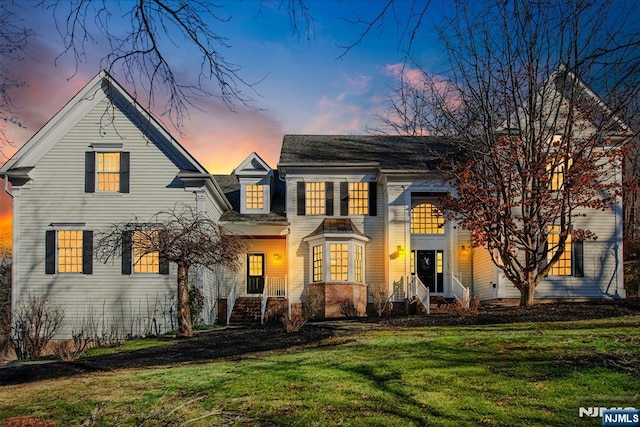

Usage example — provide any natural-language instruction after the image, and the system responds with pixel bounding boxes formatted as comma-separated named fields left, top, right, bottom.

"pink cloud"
left=303, top=94, right=363, bottom=134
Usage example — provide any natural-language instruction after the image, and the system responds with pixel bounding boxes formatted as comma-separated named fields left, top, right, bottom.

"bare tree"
left=0, top=1, right=32, bottom=153
left=40, top=0, right=315, bottom=130
left=95, top=206, right=247, bottom=337
left=376, top=0, right=639, bottom=306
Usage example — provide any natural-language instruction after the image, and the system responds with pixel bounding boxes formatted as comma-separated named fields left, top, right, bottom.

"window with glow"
left=547, top=225, right=572, bottom=276
left=410, top=251, right=415, bottom=275
left=349, top=182, right=369, bottom=215
left=436, top=251, right=443, bottom=274
left=133, top=230, right=159, bottom=273
left=245, top=184, right=264, bottom=209
left=411, top=203, right=445, bottom=234
left=549, top=158, right=573, bottom=191
left=354, top=245, right=363, bottom=282
left=97, top=152, right=121, bottom=192
left=248, top=254, right=263, bottom=276
left=313, top=245, right=323, bottom=282
left=329, top=243, right=348, bottom=281
left=305, top=182, right=326, bottom=215
left=57, top=230, right=83, bottom=273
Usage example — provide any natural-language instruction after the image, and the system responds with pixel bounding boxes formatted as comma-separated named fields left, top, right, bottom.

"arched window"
left=411, top=203, right=445, bottom=234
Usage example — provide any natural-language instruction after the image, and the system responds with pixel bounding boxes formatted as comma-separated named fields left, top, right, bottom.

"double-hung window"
left=245, top=184, right=264, bottom=210
left=85, top=149, right=130, bottom=193
left=348, top=182, right=369, bottom=215
left=306, top=182, right=326, bottom=215
left=133, top=230, right=160, bottom=274
left=45, top=228, right=93, bottom=275
left=546, top=225, right=584, bottom=277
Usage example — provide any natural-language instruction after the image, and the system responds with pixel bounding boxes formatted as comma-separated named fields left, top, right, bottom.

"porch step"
left=229, top=297, right=262, bottom=325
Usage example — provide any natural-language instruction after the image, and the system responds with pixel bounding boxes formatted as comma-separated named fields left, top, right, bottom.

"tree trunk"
left=519, top=283, right=536, bottom=307
left=176, top=262, right=193, bottom=337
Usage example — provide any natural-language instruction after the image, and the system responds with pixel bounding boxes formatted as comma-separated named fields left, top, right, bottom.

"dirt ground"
left=1, top=300, right=639, bottom=387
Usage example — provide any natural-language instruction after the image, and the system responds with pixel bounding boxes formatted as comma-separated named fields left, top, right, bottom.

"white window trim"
left=306, top=236, right=366, bottom=283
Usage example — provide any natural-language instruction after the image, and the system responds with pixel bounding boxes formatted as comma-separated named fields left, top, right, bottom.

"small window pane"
left=248, top=254, right=263, bottom=276
left=57, top=230, right=83, bottom=273
left=306, top=182, right=326, bottom=215
left=97, top=152, right=121, bottom=192
left=246, top=184, right=264, bottom=209
left=329, top=243, right=348, bottom=281
left=354, top=245, right=363, bottom=282
left=411, top=203, right=445, bottom=234
left=348, top=182, right=369, bottom=215
left=133, top=230, right=159, bottom=273
left=547, top=225, right=572, bottom=276
left=313, top=245, right=323, bottom=282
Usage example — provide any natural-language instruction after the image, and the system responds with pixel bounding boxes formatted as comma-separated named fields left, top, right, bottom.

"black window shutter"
left=82, top=230, right=93, bottom=275
left=340, top=182, right=349, bottom=216
left=325, top=182, right=334, bottom=216
left=122, top=231, right=133, bottom=275
left=45, top=230, right=56, bottom=274
left=120, top=152, right=130, bottom=193
left=297, top=181, right=305, bottom=216
left=159, top=232, right=169, bottom=275
left=85, top=152, right=95, bottom=193
left=368, top=182, right=377, bottom=216
left=573, top=240, right=584, bottom=277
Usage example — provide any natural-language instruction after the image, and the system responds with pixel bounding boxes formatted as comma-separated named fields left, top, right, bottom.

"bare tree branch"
left=0, top=1, right=32, bottom=154
left=95, top=205, right=248, bottom=337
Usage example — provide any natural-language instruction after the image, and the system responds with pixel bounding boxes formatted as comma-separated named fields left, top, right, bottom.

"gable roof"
left=278, top=135, right=460, bottom=173
left=234, top=152, right=272, bottom=177
left=0, top=70, right=207, bottom=175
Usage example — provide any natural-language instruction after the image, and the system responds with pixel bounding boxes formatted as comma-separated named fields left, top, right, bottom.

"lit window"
left=306, top=182, right=326, bottom=215
left=248, top=254, right=264, bottom=276
left=246, top=184, right=264, bottom=210
left=313, top=245, right=323, bottom=282
left=437, top=251, right=443, bottom=274
left=97, top=152, right=120, bottom=192
left=329, top=243, right=348, bottom=281
left=349, top=182, right=369, bottom=215
left=133, top=230, right=159, bottom=273
left=57, top=230, right=83, bottom=273
left=354, top=245, right=363, bottom=282
left=411, top=203, right=445, bottom=234
left=410, top=251, right=415, bottom=275
left=547, top=225, right=572, bottom=276
left=549, top=158, right=573, bottom=191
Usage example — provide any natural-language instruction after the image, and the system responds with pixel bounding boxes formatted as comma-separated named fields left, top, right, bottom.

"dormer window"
left=246, top=184, right=265, bottom=210
left=236, top=152, right=274, bottom=215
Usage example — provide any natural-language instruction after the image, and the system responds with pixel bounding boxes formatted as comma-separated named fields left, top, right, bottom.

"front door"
left=416, top=250, right=444, bottom=294
left=247, top=254, right=265, bottom=294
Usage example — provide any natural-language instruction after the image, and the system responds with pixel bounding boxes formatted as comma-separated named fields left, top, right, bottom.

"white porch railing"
left=265, top=275, right=287, bottom=297
left=226, top=279, right=238, bottom=326
left=408, top=275, right=430, bottom=315
left=261, top=276, right=287, bottom=324
left=452, top=275, right=470, bottom=308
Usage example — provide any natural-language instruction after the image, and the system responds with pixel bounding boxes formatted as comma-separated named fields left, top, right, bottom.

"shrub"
left=52, top=330, right=92, bottom=362
left=339, top=299, right=358, bottom=318
left=443, top=295, right=481, bottom=318
left=369, top=287, right=392, bottom=317
left=281, top=312, right=307, bottom=333
left=11, top=294, right=65, bottom=359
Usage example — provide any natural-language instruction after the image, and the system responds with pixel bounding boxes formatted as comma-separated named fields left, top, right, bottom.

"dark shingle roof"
left=305, top=218, right=368, bottom=239
left=212, top=172, right=287, bottom=223
left=279, top=135, right=460, bottom=171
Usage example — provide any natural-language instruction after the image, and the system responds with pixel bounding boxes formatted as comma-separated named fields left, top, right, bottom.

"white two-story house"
left=1, top=70, right=627, bottom=337
left=1, top=71, right=231, bottom=337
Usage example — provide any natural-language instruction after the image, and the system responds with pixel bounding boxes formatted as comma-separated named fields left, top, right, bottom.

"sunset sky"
left=0, top=0, right=451, bottom=245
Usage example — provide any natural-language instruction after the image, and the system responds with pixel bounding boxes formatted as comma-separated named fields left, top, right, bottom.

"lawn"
left=1, top=316, right=639, bottom=426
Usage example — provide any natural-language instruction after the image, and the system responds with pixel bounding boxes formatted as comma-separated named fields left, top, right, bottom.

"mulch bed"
left=1, top=300, right=638, bottom=387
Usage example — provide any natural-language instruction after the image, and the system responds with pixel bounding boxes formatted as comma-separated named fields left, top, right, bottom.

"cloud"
left=178, top=99, right=285, bottom=174
left=342, top=72, right=372, bottom=95
left=302, top=94, right=364, bottom=134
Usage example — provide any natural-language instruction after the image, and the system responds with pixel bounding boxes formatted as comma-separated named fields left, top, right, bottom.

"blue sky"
left=2, top=0, right=447, bottom=173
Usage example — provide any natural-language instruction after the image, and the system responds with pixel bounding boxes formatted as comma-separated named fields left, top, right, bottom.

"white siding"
left=14, top=96, right=222, bottom=337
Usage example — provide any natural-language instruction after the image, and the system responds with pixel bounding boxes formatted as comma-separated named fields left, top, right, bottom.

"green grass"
left=1, top=316, right=639, bottom=426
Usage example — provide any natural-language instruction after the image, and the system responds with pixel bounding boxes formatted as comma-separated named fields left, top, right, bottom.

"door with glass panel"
left=247, top=254, right=265, bottom=294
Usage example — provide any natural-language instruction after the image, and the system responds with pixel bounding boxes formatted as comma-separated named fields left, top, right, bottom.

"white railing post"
left=226, top=279, right=238, bottom=325
left=452, top=275, right=470, bottom=308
